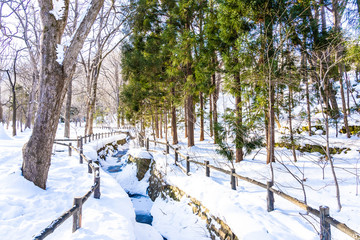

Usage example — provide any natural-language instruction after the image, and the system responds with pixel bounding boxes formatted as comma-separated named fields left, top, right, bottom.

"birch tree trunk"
left=22, top=0, right=105, bottom=189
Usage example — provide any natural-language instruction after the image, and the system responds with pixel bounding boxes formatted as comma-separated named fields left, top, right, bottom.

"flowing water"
left=104, top=149, right=167, bottom=239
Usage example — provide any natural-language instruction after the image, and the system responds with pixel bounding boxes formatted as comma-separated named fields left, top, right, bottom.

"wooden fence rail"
left=145, top=137, right=360, bottom=240
left=34, top=129, right=127, bottom=239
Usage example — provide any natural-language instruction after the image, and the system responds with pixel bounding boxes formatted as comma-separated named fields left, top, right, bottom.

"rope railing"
left=34, top=129, right=128, bottom=239
left=144, top=137, right=360, bottom=240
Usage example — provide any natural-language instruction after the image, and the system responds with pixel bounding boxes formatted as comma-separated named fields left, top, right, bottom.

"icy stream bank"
left=100, top=144, right=211, bottom=240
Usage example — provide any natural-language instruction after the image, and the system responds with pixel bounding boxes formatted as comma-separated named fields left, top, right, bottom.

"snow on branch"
left=49, top=0, right=65, bottom=20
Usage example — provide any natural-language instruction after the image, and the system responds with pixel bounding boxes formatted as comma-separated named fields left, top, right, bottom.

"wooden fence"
left=145, top=137, right=360, bottom=240
left=33, top=129, right=128, bottom=240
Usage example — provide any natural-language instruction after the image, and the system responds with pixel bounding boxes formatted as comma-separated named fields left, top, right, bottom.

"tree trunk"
left=301, top=44, right=312, bottom=136
left=264, top=3, right=275, bottom=165
left=209, top=93, right=213, bottom=137
left=155, top=111, right=159, bottom=138
left=84, top=100, right=90, bottom=135
left=86, top=58, right=101, bottom=135
left=64, top=78, right=72, bottom=138
left=339, top=64, right=350, bottom=138
left=267, top=84, right=275, bottom=164
left=184, top=98, right=188, bottom=138
left=22, top=69, right=66, bottom=189
left=160, top=113, right=163, bottom=139
left=289, top=87, right=297, bottom=162
left=200, top=92, right=204, bottom=141
left=333, top=0, right=349, bottom=137
left=165, top=111, right=168, bottom=142
left=345, top=71, right=350, bottom=115
left=171, top=88, right=178, bottom=144
left=234, top=72, right=243, bottom=163
left=171, top=105, right=178, bottom=145
left=6, top=69, right=17, bottom=136
left=25, top=71, right=39, bottom=129
left=20, top=110, right=23, bottom=132
left=187, top=94, right=195, bottom=147
left=212, top=71, right=218, bottom=143
left=328, top=81, right=339, bottom=117
left=324, top=88, right=342, bottom=211
left=22, top=0, right=105, bottom=189
left=12, top=85, right=16, bottom=137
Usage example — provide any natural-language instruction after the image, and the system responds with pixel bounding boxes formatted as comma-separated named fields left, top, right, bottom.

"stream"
left=100, top=142, right=211, bottom=240
left=103, top=148, right=167, bottom=239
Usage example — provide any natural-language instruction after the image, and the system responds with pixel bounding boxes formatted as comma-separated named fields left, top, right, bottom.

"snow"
left=49, top=0, right=65, bottom=21
left=134, top=223, right=163, bottom=240
left=151, top=196, right=211, bottom=240
left=2, top=84, right=360, bottom=240
left=0, top=123, right=12, bottom=140
left=0, top=125, right=151, bottom=240
left=128, top=148, right=153, bottom=160
left=138, top=89, right=360, bottom=240
left=55, top=44, right=64, bottom=65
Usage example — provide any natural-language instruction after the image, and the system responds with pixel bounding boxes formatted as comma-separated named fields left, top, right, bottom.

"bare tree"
left=64, top=0, right=79, bottom=138
left=100, top=51, right=123, bottom=128
left=80, top=2, right=130, bottom=135
left=1, top=0, right=41, bottom=130
left=310, top=41, right=344, bottom=211
left=22, top=0, right=105, bottom=189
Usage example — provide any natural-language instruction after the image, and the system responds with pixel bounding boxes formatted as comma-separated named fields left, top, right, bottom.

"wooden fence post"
left=205, top=161, right=210, bottom=177
left=231, top=169, right=236, bottom=190
left=320, top=206, right=331, bottom=240
left=88, top=160, right=93, bottom=174
left=186, top=156, right=190, bottom=174
left=72, top=197, right=82, bottom=232
left=84, top=135, right=87, bottom=144
left=79, top=137, right=83, bottom=164
left=146, top=138, right=149, bottom=151
left=175, top=148, right=178, bottom=164
left=68, top=143, right=72, bottom=156
left=166, top=141, right=169, bottom=154
left=92, top=134, right=95, bottom=140
left=89, top=134, right=91, bottom=143
left=94, top=167, right=101, bottom=199
left=267, top=181, right=274, bottom=212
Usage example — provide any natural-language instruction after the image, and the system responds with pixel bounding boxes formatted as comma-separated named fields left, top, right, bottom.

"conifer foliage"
left=120, top=0, right=359, bottom=173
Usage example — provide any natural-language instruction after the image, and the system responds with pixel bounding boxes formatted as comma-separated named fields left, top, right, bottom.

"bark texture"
left=234, top=72, right=243, bottom=163
left=22, top=0, right=105, bottom=189
left=64, top=79, right=72, bottom=138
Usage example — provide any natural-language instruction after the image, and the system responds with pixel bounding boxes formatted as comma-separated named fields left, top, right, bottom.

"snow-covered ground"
left=137, top=87, right=360, bottom=240
left=1, top=97, right=360, bottom=240
left=0, top=124, right=158, bottom=240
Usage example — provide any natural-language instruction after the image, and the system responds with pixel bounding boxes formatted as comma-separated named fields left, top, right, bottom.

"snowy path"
left=0, top=125, right=140, bottom=240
